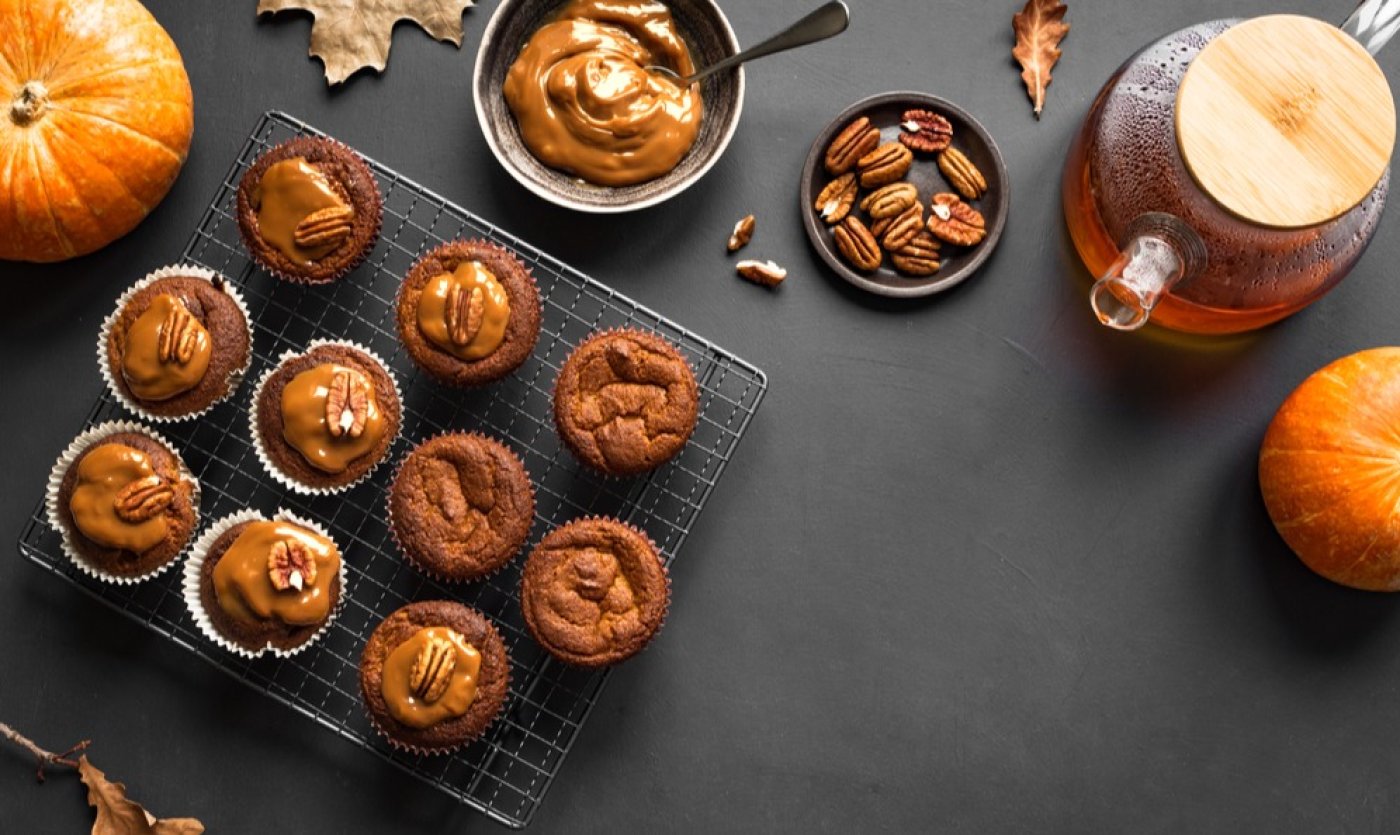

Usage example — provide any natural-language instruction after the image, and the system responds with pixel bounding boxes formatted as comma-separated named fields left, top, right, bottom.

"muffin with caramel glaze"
left=520, top=517, right=670, bottom=667
left=553, top=329, right=698, bottom=475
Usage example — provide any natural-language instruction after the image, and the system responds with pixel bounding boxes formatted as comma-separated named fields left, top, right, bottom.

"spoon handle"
left=688, top=1, right=850, bottom=85
left=1343, top=0, right=1400, bottom=55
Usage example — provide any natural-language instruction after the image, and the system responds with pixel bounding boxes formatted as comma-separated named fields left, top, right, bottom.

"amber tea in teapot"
left=1063, top=5, right=1398, bottom=334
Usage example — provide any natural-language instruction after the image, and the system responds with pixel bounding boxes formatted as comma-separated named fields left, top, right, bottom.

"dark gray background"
left=4, top=0, right=1399, bottom=831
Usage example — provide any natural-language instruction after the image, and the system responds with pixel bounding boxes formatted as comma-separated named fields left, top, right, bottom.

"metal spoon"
left=650, top=1, right=851, bottom=86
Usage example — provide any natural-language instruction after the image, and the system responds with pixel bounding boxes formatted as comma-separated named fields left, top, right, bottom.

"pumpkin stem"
left=9, top=81, right=49, bottom=126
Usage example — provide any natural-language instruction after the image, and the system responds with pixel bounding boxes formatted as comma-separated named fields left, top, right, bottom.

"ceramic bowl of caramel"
left=474, top=0, right=745, bottom=213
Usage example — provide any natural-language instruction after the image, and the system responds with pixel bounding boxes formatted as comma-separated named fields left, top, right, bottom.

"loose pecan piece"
left=890, top=231, right=942, bottom=277
left=294, top=205, right=354, bottom=250
left=899, top=109, right=954, bottom=153
left=938, top=147, right=988, bottom=200
left=445, top=282, right=485, bottom=346
left=113, top=475, right=174, bottom=523
left=814, top=173, right=858, bottom=225
left=410, top=635, right=458, bottom=703
left=856, top=142, right=914, bottom=189
left=860, top=182, right=919, bottom=220
left=833, top=217, right=882, bottom=272
left=268, top=538, right=318, bottom=591
left=727, top=215, right=756, bottom=252
left=735, top=260, right=787, bottom=288
left=927, top=193, right=987, bottom=246
left=824, top=116, right=882, bottom=175
left=325, top=367, right=371, bottom=439
left=157, top=298, right=200, bottom=365
left=880, top=202, right=925, bottom=252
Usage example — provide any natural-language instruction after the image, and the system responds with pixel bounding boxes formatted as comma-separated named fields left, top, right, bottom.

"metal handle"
left=1343, top=0, right=1400, bottom=55
left=684, top=1, right=850, bottom=85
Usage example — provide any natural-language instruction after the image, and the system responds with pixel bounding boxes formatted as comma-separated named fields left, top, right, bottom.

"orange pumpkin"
left=1260, top=348, right=1400, bottom=591
left=0, top=0, right=193, bottom=263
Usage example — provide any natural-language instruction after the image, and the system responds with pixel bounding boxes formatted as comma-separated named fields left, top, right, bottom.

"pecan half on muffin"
left=186, top=511, right=344, bottom=656
left=395, top=240, right=541, bottom=387
left=48, top=424, right=198, bottom=582
left=388, top=433, right=535, bottom=582
left=520, top=518, right=670, bottom=667
left=359, top=601, right=510, bottom=753
left=101, top=266, right=251, bottom=420
left=553, top=329, right=698, bottom=476
left=251, top=342, right=401, bottom=493
left=236, top=136, right=382, bottom=284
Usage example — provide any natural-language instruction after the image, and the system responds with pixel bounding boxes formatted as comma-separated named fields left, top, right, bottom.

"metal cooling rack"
left=17, top=111, right=767, bottom=829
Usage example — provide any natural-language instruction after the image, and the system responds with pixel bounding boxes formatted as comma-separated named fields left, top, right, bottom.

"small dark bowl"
left=800, top=92, right=1010, bottom=298
left=474, top=0, right=745, bottom=213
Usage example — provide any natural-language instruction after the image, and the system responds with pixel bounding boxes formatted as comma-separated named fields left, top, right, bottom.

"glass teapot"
left=1062, top=1, right=1399, bottom=334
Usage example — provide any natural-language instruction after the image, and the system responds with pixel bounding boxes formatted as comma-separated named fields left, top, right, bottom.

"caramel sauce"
left=69, top=444, right=168, bottom=552
left=503, top=0, right=703, bottom=186
left=212, top=520, right=340, bottom=626
left=279, top=363, right=387, bottom=474
left=381, top=627, right=482, bottom=729
left=416, top=262, right=511, bottom=360
left=254, top=157, right=347, bottom=265
left=120, top=294, right=212, bottom=401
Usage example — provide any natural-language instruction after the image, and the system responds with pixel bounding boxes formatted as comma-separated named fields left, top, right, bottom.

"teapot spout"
left=1089, top=214, right=1206, bottom=331
left=1343, top=0, right=1400, bottom=55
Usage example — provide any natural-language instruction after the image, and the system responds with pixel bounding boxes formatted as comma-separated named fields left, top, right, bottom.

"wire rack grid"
left=16, top=111, right=767, bottom=829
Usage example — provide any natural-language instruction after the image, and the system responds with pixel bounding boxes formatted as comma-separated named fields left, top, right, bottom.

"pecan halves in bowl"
left=814, top=174, right=858, bottom=225
left=856, top=142, right=914, bottom=189
left=938, top=147, right=988, bottom=200
left=890, top=231, right=942, bottom=277
left=927, top=193, right=987, bottom=247
left=879, top=203, right=925, bottom=252
left=825, top=116, right=882, bottom=175
left=899, top=109, right=954, bottom=154
left=833, top=217, right=883, bottom=272
left=860, top=183, right=919, bottom=220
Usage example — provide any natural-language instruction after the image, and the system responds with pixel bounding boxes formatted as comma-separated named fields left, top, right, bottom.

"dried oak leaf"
left=257, top=0, right=475, bottom=85
left=1011, top=0, right=1069, bottom=119
left=79, top=757, right=204, bottom=835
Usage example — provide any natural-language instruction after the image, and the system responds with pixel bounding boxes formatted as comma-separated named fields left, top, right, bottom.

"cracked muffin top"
left=388, top=433, right=535, bottom=582
left=552, top=329, right=698, bottom=476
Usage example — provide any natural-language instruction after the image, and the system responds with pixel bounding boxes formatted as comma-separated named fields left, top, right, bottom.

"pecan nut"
left=860, top=183, right=919, bottom=220
left=727, top=214, right=755, bottom=252
left=735, top=259, right=787, bottom=288
left=293, top=205, right=354, bottom=250
left=833, top=217, right=882, bottom=272
left=113, top=475, right=174, bottom=523
left=824, top=116, right=882, bottom=175
left=268, top=538, right=318, bottom=591
left=814, top=173, right=858, bottom=225
left=899, top=109, right=954, bottom=154
left=890, top=231, right=942, bottom=277
left=325, top=367, right=372, bottom=439
left=410, top=635, right=458, bottom=703
left=445, top=282, right=485, bottom=347
left=880, top=203, right=925, bottom=252
left=156, top=298, right=200, bottom=365
left=927, top=193, right=987, bottom=246
left=856, top=142, right=914, bottom=189
left=938, top=147, right=988, bottom=200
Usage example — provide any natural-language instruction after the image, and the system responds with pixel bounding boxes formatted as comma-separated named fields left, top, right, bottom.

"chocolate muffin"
left=251, top=342, right=401, bottom=493
left=49, top=425, right=198, bottom=581
left=388, top=433, right=535, bottom=582
left=520, top=518, right=670, bottom=667
left=395, top=240, right=541, bottom=387
left=189, top=513, right=343, bottom=655
left=102, top=266, right=251, bottom=420
left=236, top=136, right=382, bottom=284
left=553, top=329, right=699, bottom=475
left=359, top=601, right=510, bottom=752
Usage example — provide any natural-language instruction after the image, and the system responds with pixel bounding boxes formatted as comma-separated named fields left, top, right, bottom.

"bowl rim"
left=473, top=0, right=747, bottom=214
left=799, top=91, right=1011, bottom=299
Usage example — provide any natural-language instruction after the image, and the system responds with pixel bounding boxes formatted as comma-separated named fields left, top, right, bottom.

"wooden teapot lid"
left=1177, top=14, right=1396, bottom=229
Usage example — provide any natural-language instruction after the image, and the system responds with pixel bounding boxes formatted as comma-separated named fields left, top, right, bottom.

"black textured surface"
left=4, top=0, right=1400, bottom=831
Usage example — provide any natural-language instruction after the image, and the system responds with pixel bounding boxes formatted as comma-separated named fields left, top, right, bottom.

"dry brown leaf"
left=78, top=757, right=204, bottom=835
left=1012, top=0, right=1070, bottom=119
left=257, top=0, right=475, bottom=85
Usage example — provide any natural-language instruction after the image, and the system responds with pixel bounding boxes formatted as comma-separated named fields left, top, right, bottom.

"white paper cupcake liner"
left=97, top=264, right=253, bottom=423
left=247, top=339, right=403, bottom=496
left=45, top=420, right=201, bottom=586
left=385, top=431, right=536, bottom=585
left=182, top=507, right=348, bottom=659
